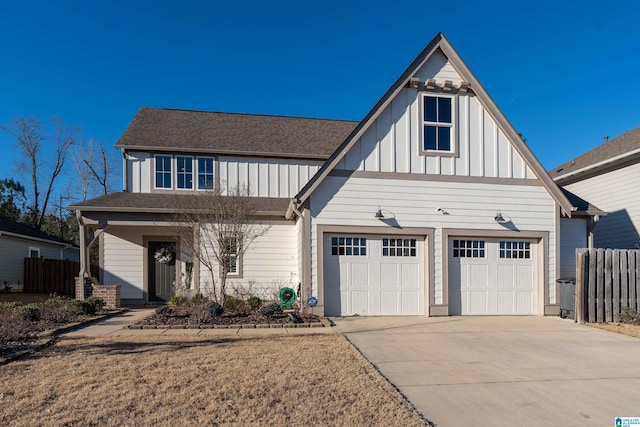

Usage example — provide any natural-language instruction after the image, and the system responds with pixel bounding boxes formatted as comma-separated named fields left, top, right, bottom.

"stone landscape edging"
left=127, top=317, right=332, bottom=329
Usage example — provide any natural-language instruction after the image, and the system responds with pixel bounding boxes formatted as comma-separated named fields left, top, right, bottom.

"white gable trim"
left=294, top=33, right=574, bottom=217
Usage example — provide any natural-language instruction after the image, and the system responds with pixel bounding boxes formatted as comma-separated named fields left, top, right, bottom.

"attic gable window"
left=421, top=94, right=455, bottom=155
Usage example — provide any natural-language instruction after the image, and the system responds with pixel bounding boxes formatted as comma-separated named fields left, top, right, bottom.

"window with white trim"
left=28, top=247, right=40, bottom=258
left=499, top=241, right=531, bottom=259
left=224, top=237, right=239, bottom=275
left=453, top=239, right=485, bottom=258
left=176, top=156, right=193, bottom=189
left=155, top=155, right=172, bottom=189
left=422, top=94, right=454, bottom=153
left=197, top=157, right=215, bottom=190
left=382, top=238, right=417, bottom=257
left=331, top=237, right=367, bottom=256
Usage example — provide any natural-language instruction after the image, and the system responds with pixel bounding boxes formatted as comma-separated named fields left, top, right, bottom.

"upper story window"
left=422, top=94, right=454, bottom=154
left=197, top=157, right=215, bottom=190
left=155, top=155, right=172, bottom=189
left=176, top=156, right=193, bottom=190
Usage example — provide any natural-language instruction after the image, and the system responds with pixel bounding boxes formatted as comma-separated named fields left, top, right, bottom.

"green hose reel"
left=278, top=287, right=296, bottom=308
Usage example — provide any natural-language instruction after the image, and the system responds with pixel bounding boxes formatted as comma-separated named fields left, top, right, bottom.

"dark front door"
left=148, top=241, right=176, bottom=301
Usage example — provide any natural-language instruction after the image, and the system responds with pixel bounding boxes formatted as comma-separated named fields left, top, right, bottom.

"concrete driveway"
left=333, top=316, right=640, bottom=426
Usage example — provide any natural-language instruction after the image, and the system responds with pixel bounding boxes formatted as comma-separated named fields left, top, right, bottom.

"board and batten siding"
left=335, top=51, right=535, bottom=180
left=218, top=157, right=322, bottom=197
left=563, top=163, right=640, bottom=249
left=559, top=217, right=587, bottom=279
left=309, top=176, right=558, bottom=310
left=124, top=151, right=322, bottom=197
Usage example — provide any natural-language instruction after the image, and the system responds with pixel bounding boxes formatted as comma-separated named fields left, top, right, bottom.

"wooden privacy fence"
left=23, top=258, right=98, bottom=298
left=575, top=248, right=640, bottom=323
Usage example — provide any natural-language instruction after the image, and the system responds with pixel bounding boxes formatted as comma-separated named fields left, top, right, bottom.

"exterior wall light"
left=494, top=211, right=509, bottom=223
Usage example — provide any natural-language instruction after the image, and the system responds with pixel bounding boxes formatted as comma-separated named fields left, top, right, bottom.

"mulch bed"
left=131, top=304, right=324, bottom=329
left=0, top=309, right=124, bottom=364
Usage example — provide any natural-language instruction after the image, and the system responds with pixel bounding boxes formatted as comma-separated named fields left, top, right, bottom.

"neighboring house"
left=69, top=33, right=594, bottom=316
left=0, top=216, right=80, bottom=289
left=552, top=127, right=640, bottom=250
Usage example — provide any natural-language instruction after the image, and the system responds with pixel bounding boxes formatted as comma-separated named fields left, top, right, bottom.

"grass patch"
left=0, top=334, right=427, bottom=426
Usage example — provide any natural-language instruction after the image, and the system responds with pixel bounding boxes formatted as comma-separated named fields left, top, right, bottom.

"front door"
left=148, top=241, right=176, bottom=301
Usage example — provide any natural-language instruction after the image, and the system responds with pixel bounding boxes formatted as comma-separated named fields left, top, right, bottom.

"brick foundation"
left=74, top=277, right=122, bottom=308
left=92, top=285, right=121, bottom=309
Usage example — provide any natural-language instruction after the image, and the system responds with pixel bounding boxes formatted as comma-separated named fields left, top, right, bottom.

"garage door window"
left=382, top=238, right=417, bottom=257
left=499, top=241, right=531, bottom=259
left=453, top=239, right=485, bottom=258
left=331, top=237, right=367, bottom=256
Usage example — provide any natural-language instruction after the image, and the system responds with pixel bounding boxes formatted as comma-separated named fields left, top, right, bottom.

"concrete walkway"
left=333, top=316, right=640, bottom=426
left=62, top=309, right=334, bottom=337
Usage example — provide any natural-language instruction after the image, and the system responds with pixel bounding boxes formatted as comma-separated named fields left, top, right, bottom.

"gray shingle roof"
left=0, top=216, right=79, bottom=247
left=115, top=107, right=358, bottom=159
left=550, top=126, right=640, bottom=181
left=560, top=189, right=606, bottom=216
left=68, top=192, right=291, bottom=216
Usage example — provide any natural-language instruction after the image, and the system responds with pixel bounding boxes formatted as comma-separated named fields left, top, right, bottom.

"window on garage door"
left=499, top=241, right=531, bottom=259
left=331, top=237, right=367, bottom=256
left=382, top=238, right=417, bottom=257
left=452, top=239, right=485, bottom=258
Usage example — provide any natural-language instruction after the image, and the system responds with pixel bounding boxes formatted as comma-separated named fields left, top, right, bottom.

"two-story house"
left=69, top=33, right=593, bottom=316
left=552, top=126, right=640, bottom=250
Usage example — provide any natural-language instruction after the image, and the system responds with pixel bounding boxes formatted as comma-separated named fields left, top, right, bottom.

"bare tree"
left=1, top=116, right=76, bottom=229
left=72, top=139, right=114, bottom=201
left=171, top=185, right=270, bottom=304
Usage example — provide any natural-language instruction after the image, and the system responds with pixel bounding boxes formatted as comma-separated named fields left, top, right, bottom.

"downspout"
left=587, top=214, right=600, bottom=250
left=287, top=199, right=309, bottom=308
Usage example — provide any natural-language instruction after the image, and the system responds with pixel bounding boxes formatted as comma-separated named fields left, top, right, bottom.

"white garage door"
left=448, top=238, right=537, bottom=315
left=324, top=235, right=424, bottom=316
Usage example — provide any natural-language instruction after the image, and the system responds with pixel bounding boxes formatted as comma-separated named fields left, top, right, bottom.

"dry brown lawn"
left=586, top=321, right=640, bottom=338
left=0, top=334, right=427, bottom=426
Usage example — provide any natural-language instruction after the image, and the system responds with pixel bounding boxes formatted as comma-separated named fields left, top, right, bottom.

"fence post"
left=596, top=248, right=605, bottom=322
left=605, top=249, right=613, bottom=322
left=613, top=250, right=620, bottom=321
left=575, top=249, right=585, bottom=324
left=629, top=250, right=640, bottom=312
left=588, top=248, right=596, bottom=322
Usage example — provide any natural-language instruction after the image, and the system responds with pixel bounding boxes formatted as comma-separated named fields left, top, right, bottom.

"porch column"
left=76, top=210, right=89, bottom=299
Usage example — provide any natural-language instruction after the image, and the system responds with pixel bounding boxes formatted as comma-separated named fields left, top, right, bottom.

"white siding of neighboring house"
left=310, top=175, right=558, bottom=312
left=563, top=162, right=640, bottom=249
left=124, top=150, right=322, bottom=197
left=559, top=217, right=587, bottom=279
left=0, top=236, right=72, bottom=287
left=334, top=54, right=536, bottom=180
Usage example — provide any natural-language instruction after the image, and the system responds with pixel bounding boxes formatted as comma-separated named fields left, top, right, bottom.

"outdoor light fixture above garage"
left=494, top=211, right=510, bottom=223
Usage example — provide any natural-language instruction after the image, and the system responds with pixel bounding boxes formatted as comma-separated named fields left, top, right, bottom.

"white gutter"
left=554, top=147, right=640, bottom=182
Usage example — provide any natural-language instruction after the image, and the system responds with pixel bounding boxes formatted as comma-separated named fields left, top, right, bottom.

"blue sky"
left=1, top=0, right=639, bottom=201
